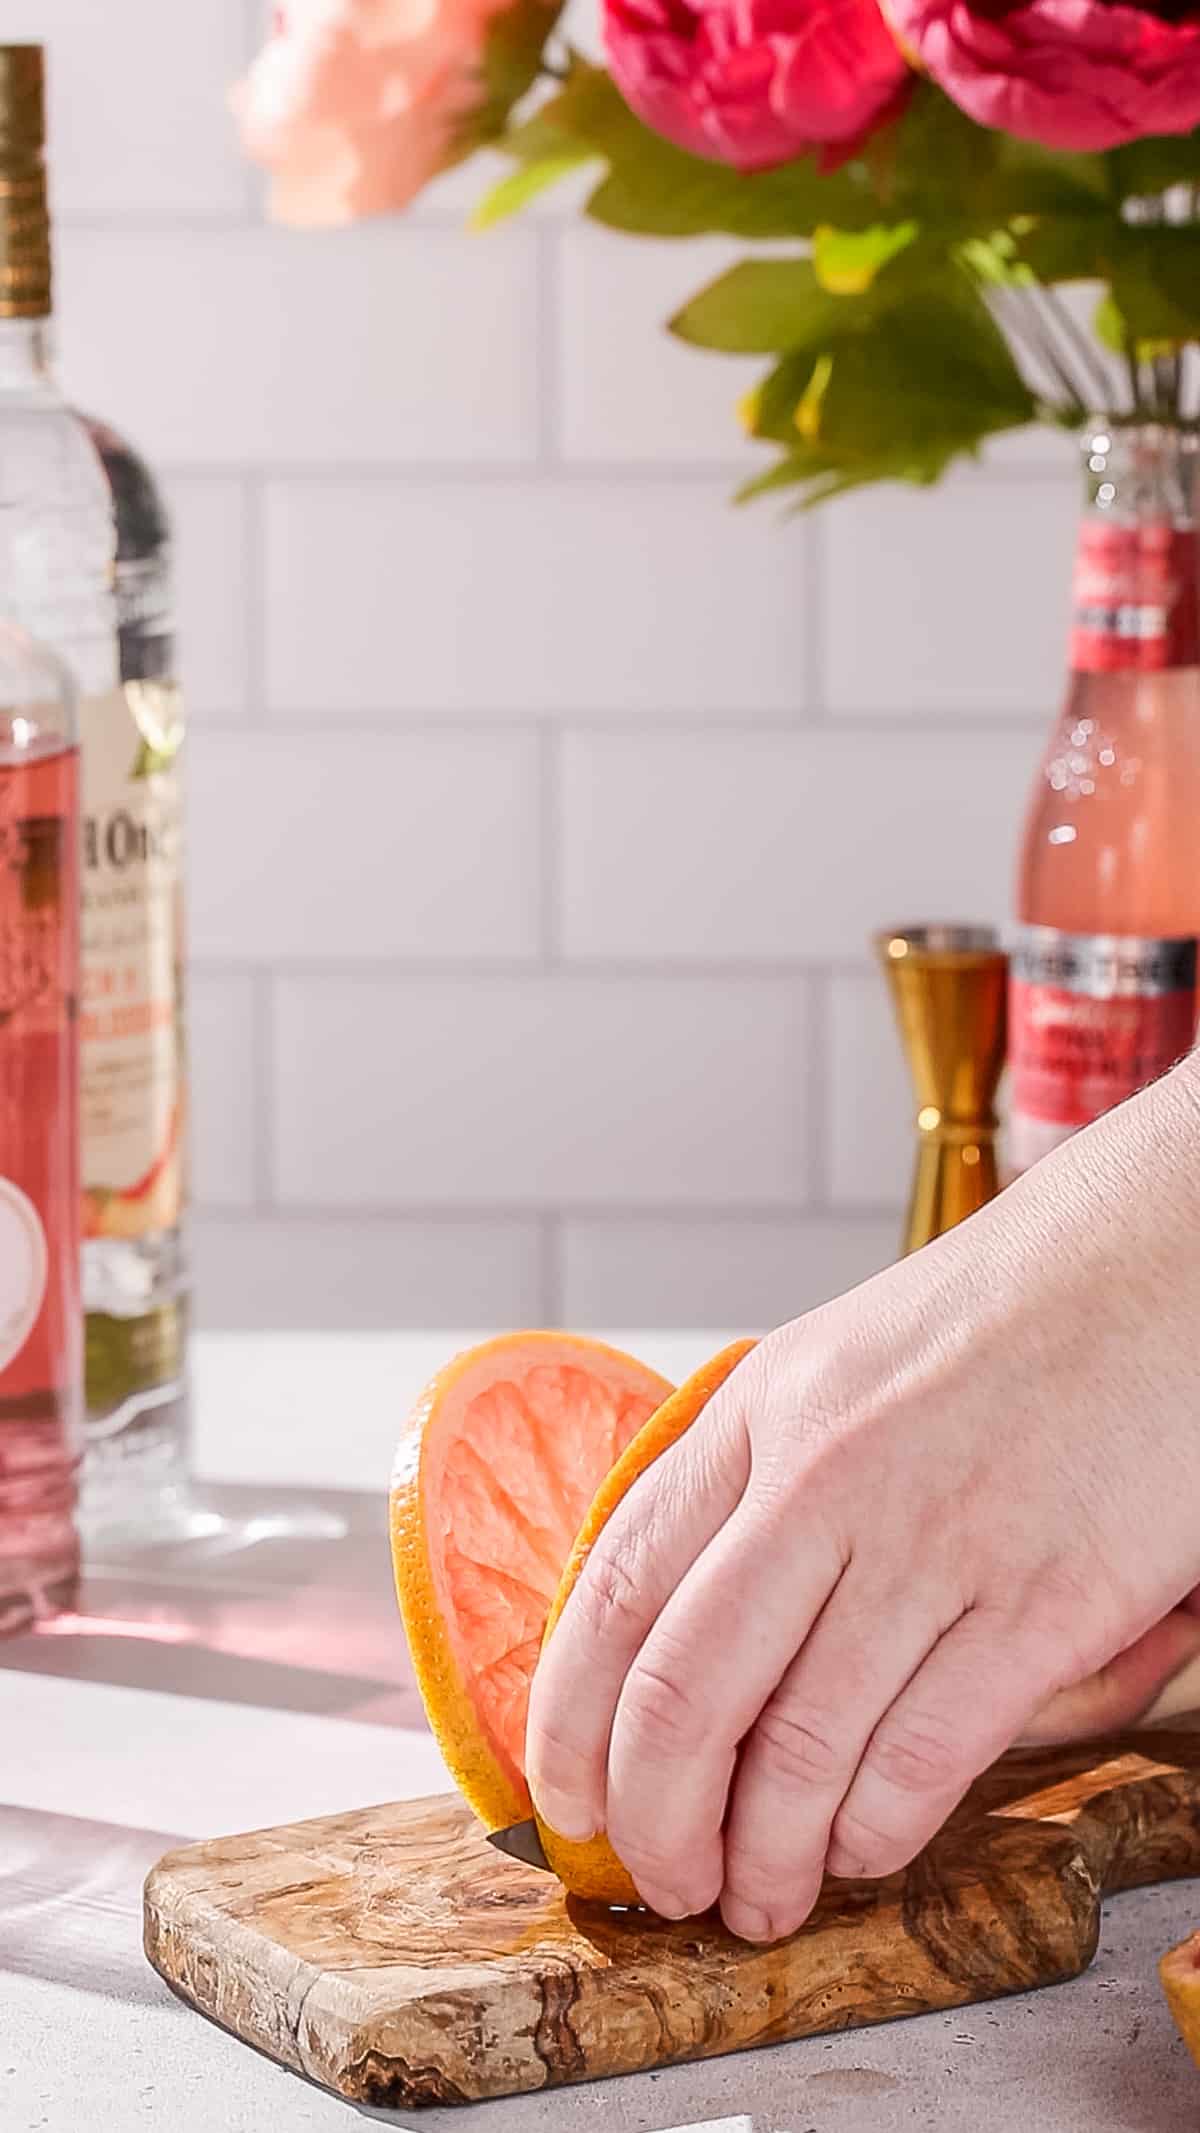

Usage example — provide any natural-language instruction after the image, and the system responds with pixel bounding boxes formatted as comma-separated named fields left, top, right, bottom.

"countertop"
left=5, top=1331, right=1200, bottom=2133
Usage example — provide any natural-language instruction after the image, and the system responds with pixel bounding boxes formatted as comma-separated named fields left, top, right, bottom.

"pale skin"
left=527, top=1047, right=1200, bottom=1943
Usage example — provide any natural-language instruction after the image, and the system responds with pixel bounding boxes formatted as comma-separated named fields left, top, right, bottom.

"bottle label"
left=1009, top=929, right=1197, bottom=1160
left=79, top=682, right=186, bottom=1243
left=0, top=1178, right=47, bottom=1373
left=1070, top=520, right=1200, bottom=673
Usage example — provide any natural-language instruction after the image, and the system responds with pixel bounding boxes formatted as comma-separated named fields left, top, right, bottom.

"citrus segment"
left=390, top=1332, right=673, bottom=1834
left=536, top=1336, right=758, bottom=1907
left=1161, top=1931, right=1200, bottom=2067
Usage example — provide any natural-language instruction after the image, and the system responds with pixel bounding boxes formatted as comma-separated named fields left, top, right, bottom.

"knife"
left=487, top=1819, right=553, bottom=1872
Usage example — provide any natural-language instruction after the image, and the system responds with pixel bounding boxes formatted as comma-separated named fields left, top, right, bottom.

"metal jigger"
left=875, top=925, right=1008, bottom=1256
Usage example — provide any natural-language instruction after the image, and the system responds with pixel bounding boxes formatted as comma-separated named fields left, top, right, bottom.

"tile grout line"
left=534, top=224, right=563, bottom=469
left=191, top=1199, right=907, bottom=1226
left=250, top=970, right=276, bottom=1214
left=805, top=968, right=832, bottom=1212
left=804, top=509, right=827, bottom=720
left=538, top=724, right=562, bottom=969
left=186, top=708, right=1049, bottom=738
left=241, top=471, right=268, bottom=725
left=539, top=1215, right=564, bottom=1325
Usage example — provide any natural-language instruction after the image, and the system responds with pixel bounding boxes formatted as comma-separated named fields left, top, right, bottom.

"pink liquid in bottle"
left=0, top=631, right=81, bottom=1632
left=1012, top=425, right=1200, bottom=1173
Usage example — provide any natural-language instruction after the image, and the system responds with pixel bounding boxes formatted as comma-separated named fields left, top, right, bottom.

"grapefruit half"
left=391, top=1330, right=755, bottom=1908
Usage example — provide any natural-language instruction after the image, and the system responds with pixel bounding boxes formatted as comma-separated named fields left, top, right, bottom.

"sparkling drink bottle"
left=0, top=625, right=80, bottom=1633
left=1011, top=423, right=1200, bottom=1172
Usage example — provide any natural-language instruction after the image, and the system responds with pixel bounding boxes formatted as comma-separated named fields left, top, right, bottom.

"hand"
left=526, top=1053, right=1200, bottom=1942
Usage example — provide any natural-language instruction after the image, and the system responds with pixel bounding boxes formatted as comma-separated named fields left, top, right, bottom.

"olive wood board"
left=143, top=1725, right=1200, bottom=2111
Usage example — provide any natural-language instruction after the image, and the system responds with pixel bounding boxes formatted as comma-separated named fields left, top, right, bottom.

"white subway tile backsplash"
left=55, top=226, right=540, bottom=469
left=162, top=476, right=251, bottom=719
left=189, top=972, right=257, bottom=1210
left=559, top=231, right=759, bottom=465
left=262, top=478, right=813, bottom=716
left=40, top=4, right=1075, bottom=1331
left=22, top=0, right=251, bottom=223
left=828, top=974, right=912, bottom=1209
left=561, top=1214, right=899, bottom=1327
left=192, top=1215, right=543, bottom=1329
left=561, top=728, right=1034, bottom=963
left=189, top=731, right=541, bottom=964
left=271, top=976, right=809, bottom=1208
left=825, top=471, right=1077, bottom=718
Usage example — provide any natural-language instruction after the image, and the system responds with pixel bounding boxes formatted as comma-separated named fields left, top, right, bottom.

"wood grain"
left=143, top=1725, right=1200, bottom=2109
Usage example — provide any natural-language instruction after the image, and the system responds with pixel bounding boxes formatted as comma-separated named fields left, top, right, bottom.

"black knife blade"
left=486, top=1819, right=553, bottom=1872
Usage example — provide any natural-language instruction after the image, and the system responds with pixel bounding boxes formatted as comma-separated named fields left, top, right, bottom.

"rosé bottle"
left=0, top=624, right=80, bottom=1633
left=1011, top=423, right=1200, bottom=1173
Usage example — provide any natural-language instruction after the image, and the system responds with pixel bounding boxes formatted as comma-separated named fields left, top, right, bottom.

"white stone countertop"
left=5, top=1332, right=1200, bottom=2133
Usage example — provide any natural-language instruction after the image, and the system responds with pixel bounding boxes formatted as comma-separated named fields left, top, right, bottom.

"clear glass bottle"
left=0, top=624, right=81, bottom=1632
left=1011, top=421, right=1200, bottom=1172
left=0, top=45, right=192, bottom=1537
left=78, top=414, right=191, bottom=1534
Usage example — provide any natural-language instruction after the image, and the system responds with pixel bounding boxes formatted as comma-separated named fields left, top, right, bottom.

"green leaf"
left=881, top=86, right=1107, bottom=226
left=812, top=221, right=918, bottom=294
left=742, top=350, right=823, bottom=442
left=1108, top=225, right=1200, bottom=344
left=1009, top=215, right=1120, bottom=284
left=671, top=260, right=845, bottom=354
left=497, top=62, right=884, bottom=238
left=470, top=152, right=588, bottom=229
left=1107, top=131, right=1200, bottom=201
left=455, top=0, right=564, bottom=154
left=810, top=291, right=1034, bottom=461
left=1093, top=290, right=1126, bottom=356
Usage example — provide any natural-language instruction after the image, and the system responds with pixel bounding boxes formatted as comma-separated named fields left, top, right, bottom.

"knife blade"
left=486, top=1819, right=553, bottom=1872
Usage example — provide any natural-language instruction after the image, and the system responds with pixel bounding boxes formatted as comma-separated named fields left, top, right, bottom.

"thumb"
left=1018, top=1610, right=1200, bottom=1745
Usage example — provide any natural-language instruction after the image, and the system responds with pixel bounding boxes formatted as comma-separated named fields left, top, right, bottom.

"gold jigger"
left=875, top=924, right=1008, bottom=1256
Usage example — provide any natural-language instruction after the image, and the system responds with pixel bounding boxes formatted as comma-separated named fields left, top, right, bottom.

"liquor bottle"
left=78, top=416, right=190, bottom=1533
left=0, top=44, right=190, bottom=1535
left=1011, top=422, right=1200, bottom=1173
left=0, top=624, right=81, bottom=1633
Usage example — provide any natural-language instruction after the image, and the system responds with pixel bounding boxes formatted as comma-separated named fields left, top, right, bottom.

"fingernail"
left=531, top=1785, right=598, bottom=1842
left=826, top=1843, right=864, bottom=1879
left=723, top=1901, right=774, bottom=1943
left=642, top=1888, right=691, bottom=1922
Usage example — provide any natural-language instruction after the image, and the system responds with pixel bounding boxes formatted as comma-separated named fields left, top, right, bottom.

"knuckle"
left=579, top=1539, right=647, bottom=1642
left=621, top=1658, right=707, bottom=1755
left=751, top=1703, right=848, bottom=1791
left=830, top=1805, right=912, bottom=1879
left=723, top=1835, right=801, bottom=1908
left=867, top=1708, right=964, bottom=1798
left=525, top=1709, right=591, bottom=1784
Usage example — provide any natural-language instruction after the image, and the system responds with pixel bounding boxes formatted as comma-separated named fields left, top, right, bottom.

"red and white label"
left=1071, top=519, right=1200, bottom=674
left=1009, top=929, right=1197, bottom=1170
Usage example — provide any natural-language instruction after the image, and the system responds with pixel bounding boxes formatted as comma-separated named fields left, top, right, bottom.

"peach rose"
left=234, top=0, right=515, bottom=224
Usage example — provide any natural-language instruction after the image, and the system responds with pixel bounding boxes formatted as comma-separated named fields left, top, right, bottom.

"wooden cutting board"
left=143, top=1725, right=1200, bottom=2111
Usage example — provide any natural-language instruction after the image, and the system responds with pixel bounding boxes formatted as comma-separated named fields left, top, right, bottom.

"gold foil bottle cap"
left=0, top=45, right=49, bottom=319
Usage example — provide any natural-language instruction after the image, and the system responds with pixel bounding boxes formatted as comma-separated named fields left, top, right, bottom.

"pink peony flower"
left=602, top=0, right=912, bottom=173
left=885, top=0, right=1200, bottom=152
left=234, top=0, right=519, bottom=224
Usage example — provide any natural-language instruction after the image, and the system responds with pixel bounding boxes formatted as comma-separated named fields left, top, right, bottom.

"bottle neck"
left=1071, top=423, right=1200, bottom=676
left=0, top=316, right=52, bottom=391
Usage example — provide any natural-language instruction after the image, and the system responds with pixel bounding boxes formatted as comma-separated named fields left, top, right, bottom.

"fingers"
left=603, top=1489, right=848, bottom=1919
left=718, top=1570, right=950, bottom=1943
left=1019, top=1609, right=1200, bottom=1744
left=525, top=1401, right=749, bottom=1846
left=825, top=1610, right=1055, bottom=1882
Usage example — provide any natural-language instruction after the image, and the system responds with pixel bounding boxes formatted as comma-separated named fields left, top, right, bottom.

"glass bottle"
left=0, top=624, right=81, bottom=1632
left=77, top=414, right=191, bottom=1536
left=1011, top=422, right=1200, bottom=1173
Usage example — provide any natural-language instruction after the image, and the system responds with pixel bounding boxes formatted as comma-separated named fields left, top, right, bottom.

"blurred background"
left=16, top=0, right=1080, bottom=1333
